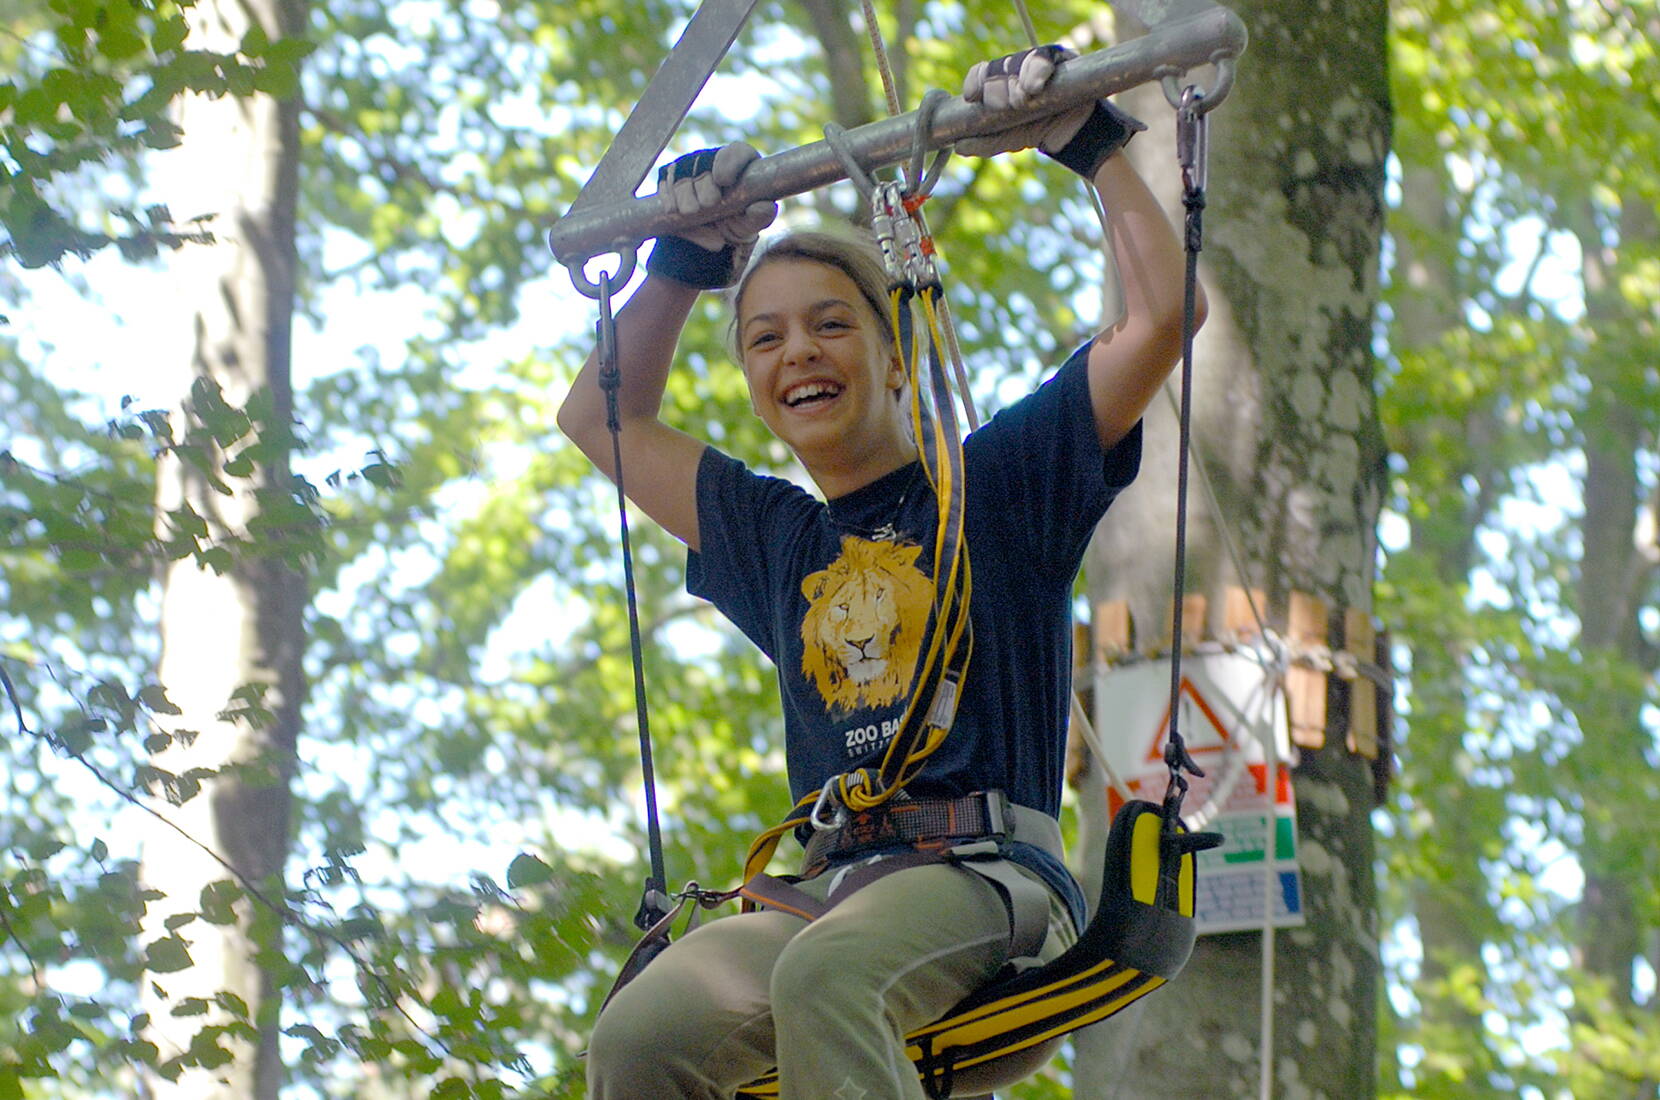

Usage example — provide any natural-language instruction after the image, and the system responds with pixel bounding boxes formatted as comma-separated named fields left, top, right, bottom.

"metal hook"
left=908, top=89, right=952, bottom=197
left=809, top=779, right=847, bottom=832
left=565, top=247, right=639, bottom=300
left=1157, top=53, right=1237, bottom=116
left=1175, top=84, right=1210, bottom=196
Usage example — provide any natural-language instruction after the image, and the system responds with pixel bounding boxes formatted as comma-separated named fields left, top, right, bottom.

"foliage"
left=0, top=0, right=314, bottom=268
left=1379, top=0, right=1659, bottom=1095
left=2, top=0, right=1655, bottom=1096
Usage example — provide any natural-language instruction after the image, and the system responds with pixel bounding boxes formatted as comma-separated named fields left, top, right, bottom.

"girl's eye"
left=749, top=332, right=779, bottom=349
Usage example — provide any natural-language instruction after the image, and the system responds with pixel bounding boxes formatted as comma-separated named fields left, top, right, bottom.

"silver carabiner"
left=1175, top=84, right=1210, bottom=196
left=809, top=779, right=847, bottom=832
left=870, top=181, right=907, bottom=284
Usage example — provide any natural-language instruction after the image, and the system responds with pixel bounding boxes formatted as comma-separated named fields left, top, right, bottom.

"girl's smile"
left=737, top=259, right=914, bottom=496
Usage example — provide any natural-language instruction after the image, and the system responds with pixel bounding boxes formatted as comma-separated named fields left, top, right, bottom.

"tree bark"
left=1071, top=0, right=1390, bottom=1095
left=139, top=0, right=307, bottom=1094
left=1567, top=194, right=1657, bottom=1099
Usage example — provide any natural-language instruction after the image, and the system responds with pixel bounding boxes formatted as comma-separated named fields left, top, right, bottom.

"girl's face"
left=736, top=259, right=910, bottom=484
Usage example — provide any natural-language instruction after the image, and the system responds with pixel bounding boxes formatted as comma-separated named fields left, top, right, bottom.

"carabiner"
left=1175, top=84, right=1210, bottom=197
left=809, top=779, right=847, bottom=832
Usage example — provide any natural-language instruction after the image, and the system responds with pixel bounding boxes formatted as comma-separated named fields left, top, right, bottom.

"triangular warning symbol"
left=1145, top=676, right=1236, bottom=763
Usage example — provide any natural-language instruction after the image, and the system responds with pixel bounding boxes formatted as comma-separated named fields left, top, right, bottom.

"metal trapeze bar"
left=547, top=4, right=1246, bottom=276
left=566, top=0, right=761, bottom=217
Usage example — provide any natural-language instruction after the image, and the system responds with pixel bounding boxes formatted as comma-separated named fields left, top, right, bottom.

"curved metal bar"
left=547, top=5, right=1247, bottom=270
left=1160, top=54, right=1237, bottom=114
left=565, top=248, right=639, bottom=301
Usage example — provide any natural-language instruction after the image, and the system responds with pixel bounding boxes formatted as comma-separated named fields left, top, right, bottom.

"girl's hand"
left=958, top=46, right=1145, bottom=177
left=646, top=142, right=778, bottom=289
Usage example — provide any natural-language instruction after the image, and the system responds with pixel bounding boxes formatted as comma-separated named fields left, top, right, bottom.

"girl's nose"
left=780, top=323, right=819, bottom=364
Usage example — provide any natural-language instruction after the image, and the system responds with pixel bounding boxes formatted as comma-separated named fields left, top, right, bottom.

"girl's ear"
left=887, top=356, right=906, bottom=390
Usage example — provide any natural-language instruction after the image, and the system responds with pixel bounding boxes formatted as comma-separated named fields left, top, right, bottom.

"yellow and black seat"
left=737, top=798, right=1220, bottom=1099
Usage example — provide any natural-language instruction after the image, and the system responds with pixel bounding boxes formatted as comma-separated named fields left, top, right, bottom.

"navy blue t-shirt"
left=687, top=341, right=1141, bottom=919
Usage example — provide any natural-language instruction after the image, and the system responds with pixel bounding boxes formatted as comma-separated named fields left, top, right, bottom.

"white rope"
left=1258, top=681, right=1280, bottom=1100
left=1070, top=691, right=1135, bottom=805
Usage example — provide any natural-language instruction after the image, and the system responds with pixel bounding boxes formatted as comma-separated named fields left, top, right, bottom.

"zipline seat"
left=735, top=799, right=1221, bottom=1099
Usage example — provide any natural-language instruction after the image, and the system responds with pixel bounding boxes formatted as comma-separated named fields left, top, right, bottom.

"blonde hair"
left=728, top=230, right=896, bottom=360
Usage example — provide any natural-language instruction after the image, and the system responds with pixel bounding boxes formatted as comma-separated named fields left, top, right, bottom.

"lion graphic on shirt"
left=800, top=536, right=934, bottom=713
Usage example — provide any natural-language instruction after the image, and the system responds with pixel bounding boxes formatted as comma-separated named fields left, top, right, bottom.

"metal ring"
left=1159, top=56, right=1236, bottom=116
left=563, top=247, right=638, bottom=300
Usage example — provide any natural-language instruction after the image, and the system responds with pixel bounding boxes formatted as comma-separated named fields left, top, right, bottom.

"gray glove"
left=646, top=142, right=778, bottom=289
left=958, top=46, right=1145, bottom=177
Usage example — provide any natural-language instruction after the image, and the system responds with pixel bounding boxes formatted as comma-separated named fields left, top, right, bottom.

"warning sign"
left=1092, top=651, right=1305, bottom=935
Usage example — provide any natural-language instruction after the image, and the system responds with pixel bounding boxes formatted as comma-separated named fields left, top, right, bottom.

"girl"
left=559, top=47, right=1205, bottom=1100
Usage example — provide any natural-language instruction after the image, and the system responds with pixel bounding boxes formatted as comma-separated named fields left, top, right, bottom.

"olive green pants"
left=585, top=856, right=1074, bottom=1100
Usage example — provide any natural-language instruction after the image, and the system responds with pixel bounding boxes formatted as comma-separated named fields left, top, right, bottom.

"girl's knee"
left=769, top=919, right=879, bottom=1014
left=585, top=1002, right=661, bottom=1098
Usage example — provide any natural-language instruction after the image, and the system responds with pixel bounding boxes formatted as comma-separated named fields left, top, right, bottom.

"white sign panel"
left=1092, top=651, right=1305, bottom=935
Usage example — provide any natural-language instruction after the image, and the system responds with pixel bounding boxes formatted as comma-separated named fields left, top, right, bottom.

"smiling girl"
left=558, top=46, right=1205, bottom=1100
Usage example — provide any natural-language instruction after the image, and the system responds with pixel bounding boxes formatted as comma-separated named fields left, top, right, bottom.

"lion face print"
left=799, top=536, right=934, bottom=714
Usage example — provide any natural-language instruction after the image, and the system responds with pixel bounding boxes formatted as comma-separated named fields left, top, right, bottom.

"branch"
left=0, top=657, right=507, bottom=1082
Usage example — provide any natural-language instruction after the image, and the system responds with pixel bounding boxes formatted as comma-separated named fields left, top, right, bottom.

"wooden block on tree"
left=1223, top=586, right=1267, bottom=641
left=1164, top=593, right=1207, bottom=651
left=1344, top=607, right=1379, bottom=759
left=1287, top=591, right=1328, bottom=749
left=1094, top=600, right=1132, bottom=662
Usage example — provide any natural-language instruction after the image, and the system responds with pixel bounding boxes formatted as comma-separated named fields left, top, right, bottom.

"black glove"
left=959, top=45, right=1146, bottom=177
left=1043, top=97, right=1147, bottom=178
left=644, top=143, right=777, bottom=289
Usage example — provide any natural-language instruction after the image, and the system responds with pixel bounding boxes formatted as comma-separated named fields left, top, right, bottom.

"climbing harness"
left=556, top=3, right=1247, bottom=1095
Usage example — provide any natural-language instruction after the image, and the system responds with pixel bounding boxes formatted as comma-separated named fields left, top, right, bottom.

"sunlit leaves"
left=0, top=0, right=315, bottom=267
left=1381, top=0, right=1659, bottom=1094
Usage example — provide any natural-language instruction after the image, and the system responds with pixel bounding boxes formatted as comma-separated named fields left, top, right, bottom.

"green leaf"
left=144, top=935, right=195, bottom=974
left=240, top=22, right=270, bottom=56
left=139, top=684, right=184, bottom=715
left=251, top=60, right=299, bottom=99
left=214, top=992, right=250, bottom=1020
left=153, top=15, right=188, bottom=54
left=199, top=879, right=243, bottom=925
left=506, top=853, right=554, bottom=888
left=170, top=997, right=211, bottom=1017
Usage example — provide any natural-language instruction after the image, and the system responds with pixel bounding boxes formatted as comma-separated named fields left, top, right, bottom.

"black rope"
left=594, top=271, right=670, bottom=929
left=1162, top=91, right=1210, bottom=820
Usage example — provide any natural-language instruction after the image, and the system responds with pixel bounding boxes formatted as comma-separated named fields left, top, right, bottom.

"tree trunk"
left=1387, top=159, right=1512, bottom=1094
left=1071, top=0, right=1390, bottom=1095
left=139, top=0, right=307, bottom=1094
left=1566, top=195, right=1658, bottom=1100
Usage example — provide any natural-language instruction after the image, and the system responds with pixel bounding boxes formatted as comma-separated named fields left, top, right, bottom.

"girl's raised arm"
left=957, top=47, right=1205, bottom=449
left=557, top=144, right=776, bottom=551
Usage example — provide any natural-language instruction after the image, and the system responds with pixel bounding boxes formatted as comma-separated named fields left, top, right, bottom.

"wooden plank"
left=1094, top=599, right=1132, bottom=663
left=1344, top=607, right=1379, bottom=759
left=1287, top=591, right=1328, bottom=749
left=1223, top=586, right=1267, bottom=641
left=1178, top=593, right=1208, bottom=648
